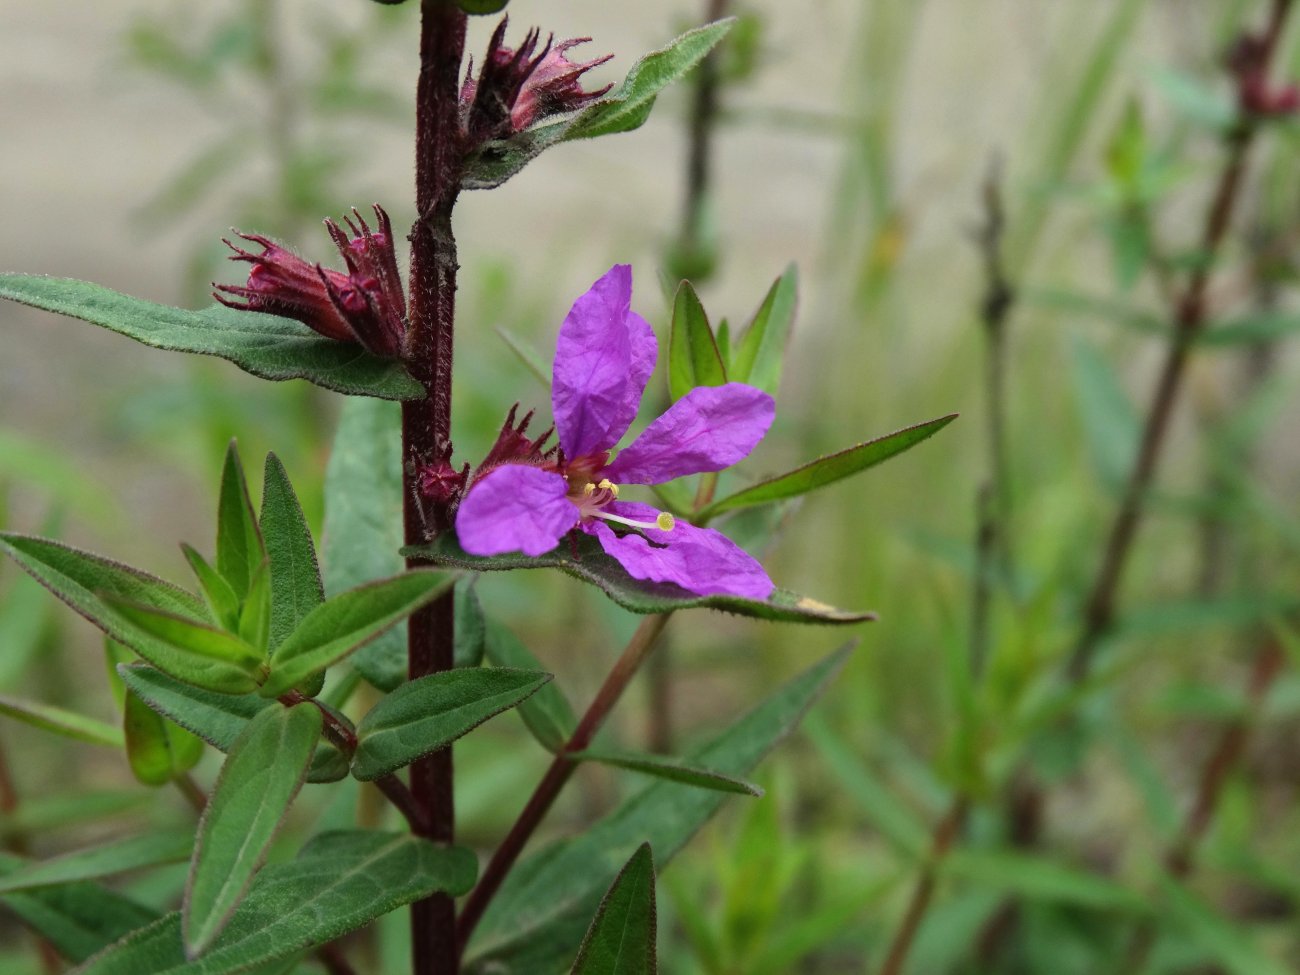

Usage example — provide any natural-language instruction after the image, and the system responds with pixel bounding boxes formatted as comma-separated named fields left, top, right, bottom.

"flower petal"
left=585, top=502, right=774, bottom=600
left=604, top=383, right=775, bottom=485
left=552, top=265, right=658, bottom=459
left=456, top=465, right=576, bottom=557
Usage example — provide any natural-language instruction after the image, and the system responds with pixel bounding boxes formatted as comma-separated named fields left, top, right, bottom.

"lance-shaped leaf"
left=103, top=596, right=266, bottom=680
left=216, top=444, right=264, bottom=602
left=463, top=21, right=733, bottom=190
left=180, top=545, right=240, bottom=632
left=496, top=326, right=550, bottom=388
left=0, top=853, right=160, bottom=964
left=464, top=645, right=852, bottom=973
left=260, top=571, right=455, bottom=698
left=408, top=533, right=874, bottom=625
left=729, top=265, right=797, bottom=396
left=184, top=702, right=322, bottom=956
left=668, top=281, right=727, bottom=401
left=0, top=831, right=194, bottom=895
left=75, top=831, right=476, bottom=975
left=700, top=414, right=959, bottom=520
left=0, top=693, right=123, bottom=748
left=321, top=397, right=407, bottom=691
left=571, top=844, right=658, bottom=975
left=483, top=620, right=576, bottom=752
left=352, top=668, right=552, bottom=780
left=124, top=688, right=205, bottom=786
left=236, top=562, right=271, bottom=655
left=460, top=0, right=509, bottom=13
left=0, top=533, right=255, bottom=694
left=118, top=664, right=347, bottom=784
left=259, top=454, right=324, bottom=650
left=0, top=275, right=422, bottom=400
left=453, top=579, right=487, bottom=669
left=568, top=750, right=762, bottom=797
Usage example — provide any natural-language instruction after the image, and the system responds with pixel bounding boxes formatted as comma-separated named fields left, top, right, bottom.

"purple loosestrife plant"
left=0, top=6, right=956, bottom=975
left=456, top=265, right=775, bottom=599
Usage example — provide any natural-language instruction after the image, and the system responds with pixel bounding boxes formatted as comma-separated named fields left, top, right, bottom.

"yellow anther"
left=655, top=512, right=675, bottom=531
left=610, top=484, right=620, bottom=497
left=597, top=478, right=614, bottom=491
left=582, top=482, right=596, bottom=496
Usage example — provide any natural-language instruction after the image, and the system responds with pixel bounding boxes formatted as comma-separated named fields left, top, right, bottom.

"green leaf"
left=0, top=853, right=160, bottom=964
left=0, top=693, right=123, bottom=749
left=261, top=571, right=454, bottom=698
left=453, top=579, right=487, bottom=669
left=482, top=620, right=576, bottom=752
left=216, top=443, right=264, bottom=602
left=76, top=831, right=476, bottom=975
left=103, top=596, right=265, bottom=678
left=459, top=0, right=509, bottom=14
left=180, top=544, right=240, bottom=632
left=496, top=326, right=551, bottom=388
left=700, top=414, right=958, bottom=519
left=124, top=688, right=204, bottom=786
left=0, top=275, right=421, bottom=400
left=569, top=750, right=762, bottom=797
left=321, top=398, right=407, bottom=691
left=571, top=843, right=658, bottom=975
left=0, top=832, right=193, bottom=895
left=407, top=532, right=874, bottom=626
left=236, top=561, right=272, bottom=655
left=259, top=454, right=324, bottom=651
left=0, top=545, right=55, bottom=690
left=1070, top=333, right=1139, bottom=489
left=668, top=281, right=727, bottom=401
left=942, top=850, right=1150, bottom=913
left=729, top=266, right=797, bottom=395
left=184, top=702, right=322, bottom=956
left=463, top=21, right=733, bottom=190
left=118, top=664, right=347, bottom=784
left=1157, top=874, right=1292, bottom=975
left=0, top=533, right=256, bottom=694
left=464, top=644, right=851, bottom=973
left=352, top=668, right=552, bottom=780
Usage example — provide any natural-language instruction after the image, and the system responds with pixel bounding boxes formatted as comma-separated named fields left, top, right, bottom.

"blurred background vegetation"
left=2, top=0, right=1299, bottom=972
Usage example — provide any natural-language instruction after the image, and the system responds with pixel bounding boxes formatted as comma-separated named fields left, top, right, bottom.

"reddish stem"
left=456, top=614, right=671, bottom=951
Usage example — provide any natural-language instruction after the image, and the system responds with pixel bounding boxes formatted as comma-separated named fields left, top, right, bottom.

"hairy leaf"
left=408, top=533, right=874, bottom=625
left=569, top=750, right=762, bottom=797
left=571, top=844, right=657, bottom=975
left=103, top=596, right=265, bottom=677
left=180, top=545, right=240, bottom=632
left=0, top=832, right=193, bottom=895
left=668, top=281, right=727, bottom=401
left=0, top=275, right=421, bottom=400
left=216, top=443, right=264, bottom=602
left=0, top=693, right=123, bottom=749
left=259, top=454, right=324, bottom=651
left=482, top=620, right=576, bottom=752
left=124, top=688, right=204, bottom=785
left=729, top=265, right=797, bottom=396
left=184, top=703, right=322, bottom=956
left=353, top=668, right=551, bottom=780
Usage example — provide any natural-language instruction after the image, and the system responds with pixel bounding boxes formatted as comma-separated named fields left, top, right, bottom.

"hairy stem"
left=456, top=614, right=672, bottom=950
left=405, top=4, right=467, bottom=973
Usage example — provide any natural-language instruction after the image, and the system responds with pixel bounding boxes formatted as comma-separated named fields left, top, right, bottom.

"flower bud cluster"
left=1226, top=32, right=1299, bottom=118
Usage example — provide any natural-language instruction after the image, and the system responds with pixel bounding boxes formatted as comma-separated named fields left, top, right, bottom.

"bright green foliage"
left=464, top=645, right=852, bottom=973
left=728, top=265, right=797, bottom=397
left=463, top=21, right=734, bottom=189
left=0, top=533, right=255, bottom=694
left=408, top=533, right=874, bottom=625
left=0, top=832, right=193, bottom=895
left=0, top=853, right=160, bottom=964
left=216, top=443, right=265, bottom=603
left=483, top=619, right=577, bottom=752
left=1157, top=876, right=1293, bottom=975
left=123, top=688, right=204, bottom=785
left=700, top=413, right=959, bottom=520
left=236, top=562, right=272, bottom=655
left=453, top=579, right=487, bottom=669
left=77, top=831, right=477, bottom=975
left=571, top=844, right=658, bottom=975
left=668, top=281, right=727, bottom=401
left=352, top=668, right=552, bottom=780
left=104, top=596, right=266, bottom=680
left=184, top=702, right=322, bottom=956
left=321, top=397, right=408, bottom=691
left=0, top=693, right=123, bottom=749
left=569, top=750, right=763, bottom=797
left=0, top=276, right=422, bottom=400
left=496, top=326, right=551, bottom=387
left=259, top=571, right=454, bottom=697
left=180, top=545, right=240, bottom=632
left=118, top=664, right=348, bottom=784
left=259, top=454, right=325, bottom=650
left=941, top=850, right=1150, bottom=913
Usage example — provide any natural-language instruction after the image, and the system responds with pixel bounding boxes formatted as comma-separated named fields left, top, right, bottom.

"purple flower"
left=456, top=265, right=776, bottom=601
left=215, top=205, right=407, bottom=358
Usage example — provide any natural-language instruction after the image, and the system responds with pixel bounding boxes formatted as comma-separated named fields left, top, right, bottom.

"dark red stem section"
left=456, top=614, right=671, bottom=951
left=405, top=4, right=467, bottom=974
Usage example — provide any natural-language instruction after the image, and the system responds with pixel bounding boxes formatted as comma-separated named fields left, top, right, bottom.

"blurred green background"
left=2, top=1, right=1299, bottom=972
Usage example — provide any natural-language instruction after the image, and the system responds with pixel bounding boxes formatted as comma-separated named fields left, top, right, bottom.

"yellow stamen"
left=656, top=512, right=675, bottom=531
left=582, top=482, right=596, bottom=496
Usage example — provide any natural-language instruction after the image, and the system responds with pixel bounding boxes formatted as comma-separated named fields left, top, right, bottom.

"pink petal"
left=552, top=265, right=658, bottom=460
left=584, top=502, right=775, bottom=600
left=456, top=465, right=577, bottom=557
left=604, top=384, right=774, bottom=485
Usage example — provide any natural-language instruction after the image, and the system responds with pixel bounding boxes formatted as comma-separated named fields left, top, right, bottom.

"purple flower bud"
left=461, top=18, right=612, bottom=142
left=214, top=204, right=407, bottom=357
